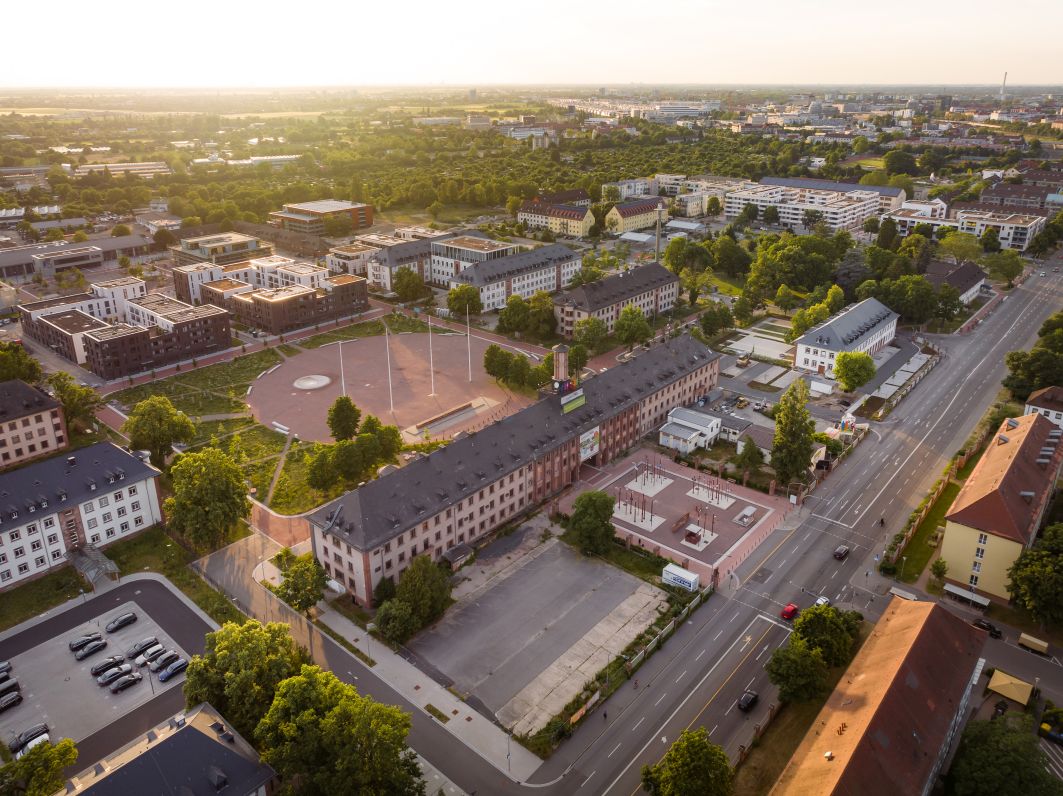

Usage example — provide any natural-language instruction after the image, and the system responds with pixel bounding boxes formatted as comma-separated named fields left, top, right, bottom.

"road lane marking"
left=632, top=717, right=645, bottom=731
left=655, top=693, right=667, bottom=706
left=580, top=771, right=597, bottom=788
left=830, top=569, right=839, bottom=579
left=608, top=742, right=621, bottom=758
left=710, top=724, right=718, bottom=736
left=676, top=671, right=687, bottom=683
left=755, top=644, right=769, bottom=661
left=730, top=612, right=738, bottom=623
left=695, top=649, right=706, bottom=661
left=746, top=678, right=756, bottom=689
left=713, top=630, right=723, bottom=640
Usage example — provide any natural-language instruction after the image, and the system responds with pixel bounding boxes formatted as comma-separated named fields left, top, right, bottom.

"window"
left=0, top=553, right=5, bottom=564
left=90, top=534, right=100, bottom=544
left=113, top=492, right=122, bottom=502
left=98, top=496, right=109, bottom=508
left=117, top=507, right=126, bottom=517
left=44, top=518, right=54, bottom=528
left=34, top=556, right=45, bottom=567
left=968, top=574, right=979, bottom=587
left=13, top=547, right=24, bottom=558
left=131, top=501, right=140, bottom=512
left=51, top=550, right=61, bottom=561
left=0, top=570, right=9, bottom=582
left=106, top=528, right=116, bottom=539
left=120, top=522, right=129, bottom=532
left=102, top=512, right=112, bottom=523
left=17, top=563, right=28, bottom=575
left=30, top=540, right=41, bottom=552
left=977, top=533, right=988, bottom=545
left=972, top=561, right=982, bottom=573
left=128, top=485, right=137, bottom=496
left=9, top=530, right=19, bottom=541
left=134, top=516, right=144, bottom=527
left=85, top=501, right=94, bottom=512
left=975, top=547, right=985, bottom=559
left=87, top=518, right=98, bottom=529
left=47, top=534, right=57, bottom=545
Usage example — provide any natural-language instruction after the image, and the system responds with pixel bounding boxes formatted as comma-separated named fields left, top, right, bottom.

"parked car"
left=0, top=660, right=11, bottom=676
left=68, top=632, right=103, bottom=652
left=973, top=619, right=1003, bottom=639
left=74, top=639, right=108, bottom=661
left=781, top=603, right=799, bottom=621
left=96, top=664, right=133, bottom=686
left=839, top=399, right=852, bottom=407
left=833, top=545, right=850, bottom=560
left=125, top=637, right=158, bottom=659
left=0, top=692, right=22, bottom=714
left=8, top=723, right=48, bottom=753
left=150, top=651, right=180, bottom=673
left=159, top=658, right=188, bottom=683
left=15, top=733, right=49, bottom=760
left=737, top=690, right=759, bottom=712
left=135, top=644, right=166, bottom=667
left=1041, top=272, right=1047, bottom=277
left=0, top=678, right=20, bottom=697
left=105, top=612, right=137, bottom=633
left=815, top=596, right=832, bottom=607
left=89, top=655, right=126, bottom=676
left=109, top=672, right=143, bottom=693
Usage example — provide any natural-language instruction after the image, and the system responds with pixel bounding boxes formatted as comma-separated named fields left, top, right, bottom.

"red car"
left=781, top=603, right=799, bottom=621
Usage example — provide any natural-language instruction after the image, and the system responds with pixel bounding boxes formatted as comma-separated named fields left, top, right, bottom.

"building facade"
left=793, top=298, right=898, bottom=378
left=760, top=176, right=905, bottom=213
left=552, top=262, right=678, bottom=337
left=0, top=235, right=153, bottom=282
left=1024, top=385, right=1063, bottom=429
left=268, top=200, right=373, bottom=235
left=325, top=242, right=379, bottom=276
left=725, top=184, right=881, bottom=230
left=517, top=201, right=594, bottom=237
left=170, top=233, right=274, bottom=268
left=0, top=380, right=67, bottom=469
left=605, top=198, right=666, bottom=233
left=428, top=235, right=519, bottom=287
left=883, top=207, right=1046, bottom=252
left=448, top=243, right=582, bottom=311
left=309, top=336, right=721, bottom=605
left=0, top=443, right=162, bottom=591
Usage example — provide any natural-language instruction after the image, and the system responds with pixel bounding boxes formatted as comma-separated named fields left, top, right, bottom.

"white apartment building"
left=394, top=226, right=450, bottom=242
left=761, top=177, right=905, bottom=213
left=448, top=243, right=581, bottom=311
left=724, top=184, right=880, bottom=231
left=428, top=235, right=519, bottom=287
left=325, top=242, right=379, bottom=276
left=658, top=406, right=722, bottom=454
left=0, top=443, right=162, bottom=590
left=883, top=207, right=1046, bottom=252
left=793, top=298, right=898, bottom=379
left=174, top=256, right=330, bottom=303
left=654, top=174, right=688, bottom=196
left=601, top=178, right=657, bottom=201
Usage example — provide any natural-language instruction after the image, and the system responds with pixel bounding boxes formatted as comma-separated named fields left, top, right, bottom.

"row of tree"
left=307, top=397, right=404, bottom=490
left=374, top=555, right=453, bottom=643
left=1004, top=309, right=1063, bottom=400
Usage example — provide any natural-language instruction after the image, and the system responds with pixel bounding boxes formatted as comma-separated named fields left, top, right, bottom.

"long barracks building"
left=309, top=335, right=721, bottom=605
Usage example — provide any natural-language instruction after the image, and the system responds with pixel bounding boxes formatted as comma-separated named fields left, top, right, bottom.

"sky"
left=3, top=0, right=1061, bottom=88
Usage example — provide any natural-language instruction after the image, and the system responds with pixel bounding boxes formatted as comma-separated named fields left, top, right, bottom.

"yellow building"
left=517, top=200, right=594, bottom=237
left=940, top=413, right=1062, bottom=601
left=605, top=197, right=667, bottom=234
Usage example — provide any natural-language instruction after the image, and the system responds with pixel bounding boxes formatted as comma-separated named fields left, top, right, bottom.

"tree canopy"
left=569, top=490, right=616, bottom=555
left=615, top=305, right=652, bottom=348
left=327, top=395, right=362, bottom=441
left=834, top=351, right=876, bottom=392
left=165, top=447, right=250, bottom=551
left=771, top=379, right=815, bottom=486
left=121, top=395, right=195, bottom=468
left=1007, top=523, right=1063, bottom=628
left=766, top=634, right=830, bottom=702
left=446, top=284, right=483, bottom=316
left=45, top=371, right=102, bottom=431
left=394, top=555, right=452, bottom=628
left=0, top=342, right=43, bottom=384
left=0, top=738, right=79, bottom=796
left=947, top=715, right=1063, bottom=796
left=276, top=552, right=329, bottom=616
left=641, top=727, right=733, bottom=796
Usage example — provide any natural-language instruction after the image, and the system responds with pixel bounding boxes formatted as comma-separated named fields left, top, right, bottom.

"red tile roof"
left=945, top=413, right=1062, bottom=544
left=614, top=198, right=664, bottom=218
left=1026, top=386, right=1063, bottom=414
left=519, top=201, right=588, bottom=221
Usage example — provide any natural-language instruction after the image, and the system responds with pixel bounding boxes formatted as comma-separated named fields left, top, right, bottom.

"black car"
left=109, top=672, right=142, bottom=693
left=105, top=612, right=137, bottom=633
left=125, top=636, right=158, bottom=660
left=73, top=639, right=108, bottom=661
left=833, top=545, right=850, bottom=561
left=0, top=660, right=10, bottom=676
left=89, top=655, right=126, bottom=677
left=96, top=664, right=133, bottom=686
left=0, top=692, right=22, bottom=714
left=8, top=723, right=48, bottom=753
left=149, top=651, right=180, bottom=673
left=738, top=690, right=759, bottom=712
left=158, top=658, right=188, bottom=683
left=68, top=632, right=103, bottom=652
left=973, top=619, right=1003, bottom=639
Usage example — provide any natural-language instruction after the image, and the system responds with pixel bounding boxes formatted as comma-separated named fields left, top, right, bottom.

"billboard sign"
left=579, top=426, right=600, bottom=461
left=561, top=388, right=585, bottom=414
left=662, top=563, right=699, bottom=592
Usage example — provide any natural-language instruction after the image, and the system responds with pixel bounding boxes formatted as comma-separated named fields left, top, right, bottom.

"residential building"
left=72, top=162, right=172, bottom=179
left=365, top=237, right=435, bottom=292
left=394, top=225, right=450, bottom=241
left=760, top=176, right=906, bottom=213
left=923, top=260, right=987, bottom=305
left=979, top=182, right=1051, bottom=209
left=0, top=235, right=153, bottom=282
left=448, top=243, right=581, bottom=311
left=553, top=262, right=678, bottom=336
left=772, top=598, right=984, bottom=796
left=0, top=442, right=162, bottom=590
left=941, top=414, right=1063, bottom=601
left=464, top=114, right=492, bottom=131
left=794, top=298, right=898, bottom=378
left=0, top=380, right=67, bottom=468
left=325, top=242, right=379, bottom=276
left=19, top=278, right=231, bottom=380
left=309, top=335, right=721, bottom=605
left=170, top=232, right=274, bottom=268
left=517, top=200, right=594, bottom=237
left=63, top=702, right=277, bottom=795
left=654, top=174, right=688, bottom=196
left=268, top=200, right=373, bottom=235
left=884, top=207, right=1046, bottom=252
left=605, top=198, right=666, bottom=234
left=724, top=183, right=881, bottom=231
left=601, top=177, right=656, bottom=201
left=538, top=188, right=592, bottom=208
left=429, top=235, right=519, bottom=287
left=658, top=406, right=722, bottom=454
left=133, top=210, right=182, bottom=236
left=1024, top=386, right=1063, bottom=429
left=737, top=424, right=774, bottom=461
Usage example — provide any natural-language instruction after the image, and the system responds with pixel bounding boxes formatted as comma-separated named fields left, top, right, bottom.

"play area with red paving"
left=248, top=330, right=536, bottom=443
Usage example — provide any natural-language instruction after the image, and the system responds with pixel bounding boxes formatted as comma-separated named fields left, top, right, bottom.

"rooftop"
left=520, top=201, right=589, bottom=221
left=201, top=278, right=248, bottom=292
left=946, top=413, right=1062, bottom=544
left=450, top=243, right=579, bottom=287
left=180, top=232, right=258, bottom=248
left=330, top=242, right=380, bottom=255
left=1026, top=385, right=1063, bottom=413
left=795, top=298, right=898, bottom=351
left=761, top=175, right=905, bottom=197
left=282, top=199, right=368, bottom=214
left=437, top=235, right=514, bottom=253
left=42, top=309, right=109, bottom=335
left=613, top=198, right=665, bottom=218
left=0, top=380, right=59, bottom=421
left=310, top=335, right=720, bottom=551
left=923, top=260, right=986, bottom=294
left=0, top=235, right=151, bottom=271
left=554, top=262, right=677, bottom=313
left=772, top=599, right=984, bottom=796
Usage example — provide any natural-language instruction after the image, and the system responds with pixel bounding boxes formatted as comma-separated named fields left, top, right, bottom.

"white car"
left=134, top=644, right=165, bottom=667
left=815, top=596, right=832, bottom=607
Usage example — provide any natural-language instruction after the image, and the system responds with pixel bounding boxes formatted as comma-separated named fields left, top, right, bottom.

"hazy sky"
left=4, top=0, right=1061, bottom=88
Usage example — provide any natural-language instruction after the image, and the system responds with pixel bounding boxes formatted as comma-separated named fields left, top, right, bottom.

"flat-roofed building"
left=761, top=176, right=906, bottom=213
left=553, top=262, right=678, bottom=336
left=325, top=242, right=379, bottom=276
left=0, top=235, right=153, bottom=282
left=883, top=207, right=1046, bottom=252
left=0, top=380, right=67, bottom=469
left=772, top=598, right=984, bottom=796
left=725, top=183, right=881, bottom=231
left=517, top=200, right=594, bottom=238
left=605, top=198, right=667, bottom=234
left=72, top=162, right=172, bottom=179
left=170, top=232, right=274, bottom=269
left=794, top=298, right=898, bottom=378
left=428, top=234, right=519, bottom=287
left=601, top=177, right=656, bottom=201
left=394, top=225, right=450, bottom=241
left=269, top=199, right=373, bottom=235
left=202, top=273, right=368, bottom=335
left=448, top=243, right=582, bottom=310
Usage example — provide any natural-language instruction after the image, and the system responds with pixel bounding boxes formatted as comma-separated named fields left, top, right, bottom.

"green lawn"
left=105, top=526, right=248, bottom=626
left=194, top=423, right=288, bottom=463
left=190, top=417, right=256, bottom=446
left=269, top=445, right=350, bottom=515
left=297, top=315, right=429, bottom=349
left=897, top=481, right=961, bottom=583
left=277, top=344, right=302, bottom=357
left=0, top=566, right=91, bottom=632
left=710, top=273, right=745, bottom=296
left=854, top=156, right=886, bottom=170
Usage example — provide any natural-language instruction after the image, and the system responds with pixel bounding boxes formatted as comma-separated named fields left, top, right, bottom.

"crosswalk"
left=1042, top=737, right=1063, bottom=782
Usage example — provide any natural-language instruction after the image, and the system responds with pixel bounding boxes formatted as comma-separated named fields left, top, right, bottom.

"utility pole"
left=654, top=200, right=665, bottom=263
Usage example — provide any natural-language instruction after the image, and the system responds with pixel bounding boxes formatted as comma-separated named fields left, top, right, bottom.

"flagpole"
left=339, top=339, right=346, bottom=397
left=466, top=304, right=472, bottom=383
left=428, top=313, right=436, bottom=396
left=385, top=324, right=394, bottom=414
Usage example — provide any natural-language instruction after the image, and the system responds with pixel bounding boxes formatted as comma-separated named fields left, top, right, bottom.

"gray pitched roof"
left=554, top=262, right=677, bottom=313
left=450, top=243, right=579, bottom=287
left=795, top=298, right=898, bottom=351
left=310, top=335, right=720, bottom=550
left=0, top=442, right=157, bottom=519
left=0, top=380, right=59, bottom=421
left=761, top=176, right=904, bottom=198
left=924, top=260, right=987, bottom=295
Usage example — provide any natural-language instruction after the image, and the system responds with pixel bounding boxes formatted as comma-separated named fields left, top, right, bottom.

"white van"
left=16, top=733, right=49, bottom=760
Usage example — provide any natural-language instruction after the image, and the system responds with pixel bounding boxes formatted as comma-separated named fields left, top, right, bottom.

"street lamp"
left=901, top=556, right=907, bottom=581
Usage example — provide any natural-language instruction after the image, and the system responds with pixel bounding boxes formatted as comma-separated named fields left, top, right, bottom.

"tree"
left=862, top=216, right=880, bottom=235
left=852, top=136, right=870, bottom=154
left=276, top=553, right=328, bottom=617
left=506, top=195, right=523, bottom=217
left=792, top=605, right=857, bottom=667
left=834, top=351, right=876, bottom=392
left=165, top=448, right=250, bottom=551
left=568, top=343, right=589, bottom=375
left=824, top=284, right=846, bottom=314
left=0, top=342, right=43, bottom=383
left=712, top=235, right=751, bottom=277
left=392, top=268, right=428, bottom=302
left=1007, top=523, right=1063, bottom=628
left=376, top=598, right=418, bottom=643
left=640, top=727, right=733, bottom=796
left=332, top=439, right=365, bottom=480
left=72, top=229, right=89, bottom=242
left=771, top=379, right=815, bottom=486
left=0, top=737, right=79, bottom=796
left=733, top=440, right=764, bottom=477
left=327, top=395, right=362, bottom=441
left=526, top=290, right=558, bottom=340
left=948, top=715, right=1063, bottom=796
left=732, top=295, right=753, bottom=326
left=497, top=293, right=530, bottom=334
left=802, top=209, right=825, bottom=229
left=307, top=444, right=339, bottom=490
left=766, top=635, right=829, bottom=702
left=762, top=205, right=780, bottom=225
left=184, top=620, right=304, bottom=739
left=45, top=371, right=102, bottom=431
left=883, top=150, right=918, bottom=176
left=700, top=301, right=734, bottom=336
left=153, top=227, right=177, bottom=248
left=936, top=284, right=963, bottom=323
left=982, top=250, right=1024, bottom=286
left=574, top=316, right=608, bottom=351
left=773, top=285, right=800, bottom=311
left=739, top=202, right=759, bottom=223
left=483, top=344, right=514, bottom=380
left=681, top=267, right=713, bottom=306
left=323, top=214, right=354, bottom=238
left=447, top=284, right=482, bottom=316
left=506, top=353, right=532, bottom=387
left=931, top=558, right=948, bottom=586
left=981, top=227, right=1002, bottom=253
left=121, top=395, right=195, bottom=468
left=110, top=223, right=132, bottom=237
left=570, top=490, right=615, bottom=555
left=705, top=196, right=722, bottom=217
left=254, top=665, right=424, bottom=796
left=875, top=217, right=898, bottom=250
left=395, top=555, right=451, bottom=628
left=938, top=232, right=983, bottom=264
left=615, top=305, right=651, bottom=348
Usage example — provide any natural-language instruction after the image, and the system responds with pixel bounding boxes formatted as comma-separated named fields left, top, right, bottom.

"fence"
left=623, top=586, right=710, bottom=675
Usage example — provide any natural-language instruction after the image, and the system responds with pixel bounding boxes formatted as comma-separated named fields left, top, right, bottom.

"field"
left=853, top=156, right=886, bottom=170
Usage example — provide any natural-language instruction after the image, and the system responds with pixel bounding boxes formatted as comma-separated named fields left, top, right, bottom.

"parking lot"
left=0, top=599, right=188, bottom=747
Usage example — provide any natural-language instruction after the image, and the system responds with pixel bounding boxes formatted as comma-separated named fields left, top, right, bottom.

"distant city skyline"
left=2, top=0, right=1061, bottom=89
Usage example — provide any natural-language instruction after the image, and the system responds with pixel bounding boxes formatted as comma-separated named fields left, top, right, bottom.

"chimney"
left=552, top=344, right=569, bottom=383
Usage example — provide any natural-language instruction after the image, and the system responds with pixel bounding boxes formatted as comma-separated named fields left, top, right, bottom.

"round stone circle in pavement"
left=292, top=374, right=332, bottom=391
